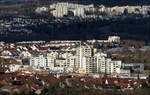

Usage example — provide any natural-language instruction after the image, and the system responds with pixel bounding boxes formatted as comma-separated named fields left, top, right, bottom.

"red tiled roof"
left=65, top=76, right=143, bottom=88
left=38, top=47, right=49, bottom=51
left=38, top=74, right=59, bottom=85
left=3, top=48, right=17, bottom=51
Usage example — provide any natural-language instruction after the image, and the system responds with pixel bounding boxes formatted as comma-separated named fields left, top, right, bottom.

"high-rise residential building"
left=96, top=53, right=106, bottom=73
left=82, top=56, right=97, bottom=73
left=29, top=44, right=123, bottom=74
left=74, top=44, right=122, bottom=74
left=75, top=45, right=93, bottom=69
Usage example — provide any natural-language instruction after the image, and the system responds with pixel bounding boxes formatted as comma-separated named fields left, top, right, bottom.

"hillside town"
left=35, top=2, right=150, bottom=18
left=1, top=0, right=150, bottom=95
left=1, top=2, right=150, bottom=42
left=0, top=36, right=150, bottom=94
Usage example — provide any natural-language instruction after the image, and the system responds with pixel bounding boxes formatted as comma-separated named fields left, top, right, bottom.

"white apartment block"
left=74, top=45, right=123, bottom=74
left=65, top=56, right=76, bottom=68
left=73, top=8, right=85, bottom=17
left=105, top=59, right=122, bottom=74
left=76, top=45, right=93, bottom=69
left=30, top=55, right=55, bottom=70
left=52, top=6, right=68, bottom=17
left=50, top=2, right=94, bottom=18
left=30, top=55, right=66, bottom=72
left=29, top=45, right=123, bottom=74
left=79, top=53, right=122, bottom=74
left=108, top=36, right=120, bottom=43
left=96, top=54, right=106, bottom=73
left=98, top=5, right=150, bottom=15
left=96, top=53, right=122, bottom=74
left=82, top=57, right=97, bottom=73
left=87, top=36, right=120, bottom=43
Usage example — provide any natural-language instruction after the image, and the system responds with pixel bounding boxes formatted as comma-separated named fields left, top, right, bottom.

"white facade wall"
left=82, top=57, right=97, bottom=73
left=108, top=36, right=120, bottom=43
left=105, top=58, right=113, bottom=74
left=65, top=56, right=76, bottom=68
left=96, top=55, right=106, bottom=73
left=112, top=60, right=122, bottom=73
left=30, top=55, right=55, bottom=70
left=105, top=59, right=122, bottom=74
left=76, top=46, right=92, bottom=69
left=50, top=2, right=94, bottom=18
left=54, top=6, right=68, bottom=17
left=73, top=8, right=85, bottom=17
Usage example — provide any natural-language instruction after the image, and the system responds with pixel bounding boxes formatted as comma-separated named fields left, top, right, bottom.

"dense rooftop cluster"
left=0, top=37, right=150, bottom=94
left=0, top=67, right=150, bottom=95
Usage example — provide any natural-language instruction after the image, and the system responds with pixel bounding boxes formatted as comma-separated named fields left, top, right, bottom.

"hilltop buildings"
left=47, top=2, right=150, bottom=18
left=50, top=2, right=95, bottom=17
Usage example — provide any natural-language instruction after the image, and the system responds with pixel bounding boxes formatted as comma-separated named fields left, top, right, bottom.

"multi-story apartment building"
left=52, top=6, right=68, bottom=17
left=75, top=45, right=123, bottom=74
left=30, top=55, right=55, bottom=70
left=50, top=2, right=94, bottom=18
left=82, top=57, right=97, bottom=73
left=65, top=56, right=76, bottom=68
left=75, top=45, right=93, bottom=69
left=96, top=53, right=106, bottom=73
left=105, top=58, right=122, bottom=74
left=96, top=53, right=122, bottom=74
left=29, top=44, right=123, bottom=74
left=108, top=36, right=120, bottom=43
